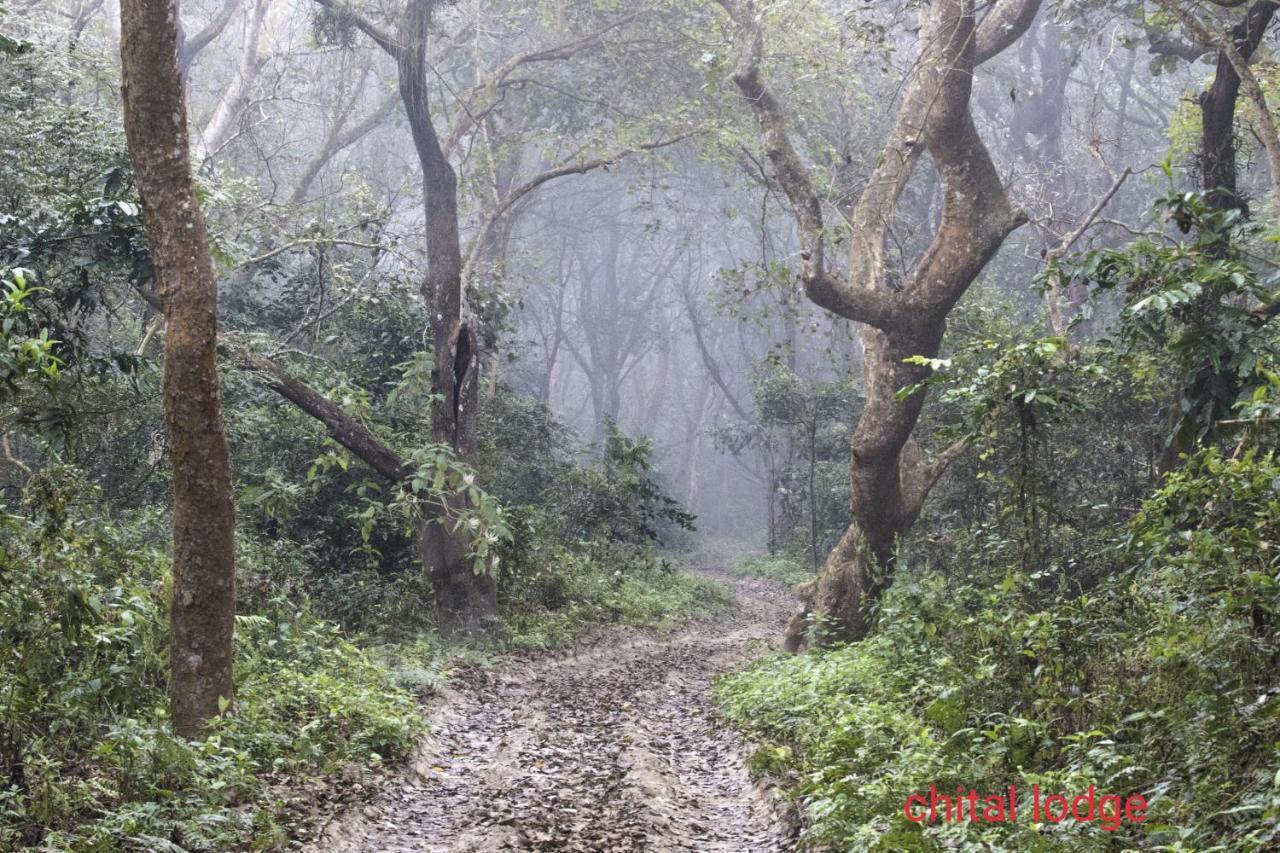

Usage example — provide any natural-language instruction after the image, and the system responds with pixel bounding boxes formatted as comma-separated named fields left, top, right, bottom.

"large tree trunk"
left=398, top=0, right=495, bottom=633
left=719, top=0, right=1038, bottom=649
left=119, top=0, right=237, bottom=736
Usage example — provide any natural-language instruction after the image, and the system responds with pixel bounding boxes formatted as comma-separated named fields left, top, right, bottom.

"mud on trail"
left=306, top=571, right=798, bottom=852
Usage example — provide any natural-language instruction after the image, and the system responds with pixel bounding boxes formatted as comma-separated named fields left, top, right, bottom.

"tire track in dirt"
left=306, top=570, right=797, bottom=852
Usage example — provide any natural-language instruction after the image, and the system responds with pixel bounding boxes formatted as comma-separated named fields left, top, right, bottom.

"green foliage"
left=501, top=543, right=732, bottom=650
left=581, top=423, right=697, bottom=543
left=0, top=469, right=422, bottom=850
left=715, top=358, right=860, bottom=561
left=1068, top=191, right=1280, bottom=449
left=469, top=391, right=723, bottom=648
left=0, top=267, right=63, bottom=396
left=483, top=400, right=695, bottom=554
left=226, top=354, right=514, bottom=634
left=910, top=290, right=1161, bottom=586
left=718, top=447, right=1280, bottom=851
left=343, top=443, right=513, bottom=577
left=0, top=30, right=157, bottom=463
left=728, top=554, right=813, bottom=588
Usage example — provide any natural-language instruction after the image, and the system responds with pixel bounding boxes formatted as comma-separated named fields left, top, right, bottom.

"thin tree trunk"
left=808, top=417, right=818, bottom=570
left=119, top=0, right=237, bottom=736
left=398, top=0, right=493, bottom=634
left=1157, top=0, right=1278, bottom=471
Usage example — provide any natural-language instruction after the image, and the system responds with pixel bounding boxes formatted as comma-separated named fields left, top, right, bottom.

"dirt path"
left=306, top=570, right=797, bottom=852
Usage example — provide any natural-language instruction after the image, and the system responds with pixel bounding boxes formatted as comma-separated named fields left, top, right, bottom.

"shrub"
left=729, top=554, right=814, bottom=588
left=717, top=448, right=1280, bottom=851
left=0, top=468, right=422, bottom=850
left=501, top=542, right=732, bottom=649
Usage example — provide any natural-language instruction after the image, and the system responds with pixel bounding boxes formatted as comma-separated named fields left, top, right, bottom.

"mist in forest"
left=3, top=0, right=1232, bottom=549
left=4, top=0, right=1280, bottom=849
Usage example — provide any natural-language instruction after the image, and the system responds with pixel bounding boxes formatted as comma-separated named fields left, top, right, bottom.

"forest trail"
left=306, top=570, right=798, bottom=852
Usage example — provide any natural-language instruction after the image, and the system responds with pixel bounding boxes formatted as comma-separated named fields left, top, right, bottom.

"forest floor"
left=304, top=569, right=799, bottom=852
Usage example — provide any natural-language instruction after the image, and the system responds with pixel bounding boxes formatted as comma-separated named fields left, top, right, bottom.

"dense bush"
left=728, top=554, right=813, bottom=588
left=500, top=541, right=732, bottom=649
left=717, top=447, right=1280, bottom=850
left=0, top=469, right=422, bottom=850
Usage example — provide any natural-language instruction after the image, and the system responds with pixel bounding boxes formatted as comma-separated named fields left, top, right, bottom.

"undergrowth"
left=500, top=543, right=733, bottom=650
left=0, top=469, right=724, bottom=849
left=0, top=471, right=424, bottom=851
left=717, top=449, right=1280, bottom=851
left=727, top=554, right=814, bottom=589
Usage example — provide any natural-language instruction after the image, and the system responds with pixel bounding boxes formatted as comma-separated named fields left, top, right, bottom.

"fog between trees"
left=3, top=0, right=1280, bottom=849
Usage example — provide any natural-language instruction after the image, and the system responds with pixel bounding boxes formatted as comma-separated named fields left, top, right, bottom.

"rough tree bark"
left=119, top=0, right=237, bottom=736
left=716, top=0, right=1039, bottom=649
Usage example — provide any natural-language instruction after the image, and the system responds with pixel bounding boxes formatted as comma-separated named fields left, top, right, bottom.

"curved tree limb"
left=460, top=133, right=694, bottom=282
left=291, top=89, right=400, bottom=204
left=975, top=0, right=1044, bottom=65
left=178, top=0, right=241, bottom=75
left=311, top=0, right=403, bottom=60
left=714, top=0, right=901, bottom=330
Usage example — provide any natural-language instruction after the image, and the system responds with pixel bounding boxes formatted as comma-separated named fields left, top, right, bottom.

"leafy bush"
left=0, top=469, right=422, bottom=850
left=728, top=554, right=813, bottom=588
left=717, top=448, right=1280, bottom=851
left=552, top=423, right=696, bottom=546
left=501, top=542, right=732, bottom=650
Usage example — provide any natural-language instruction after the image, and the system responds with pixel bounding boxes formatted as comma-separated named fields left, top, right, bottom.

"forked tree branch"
left=179, top=0, right=241, bottom=73
left=1157, top=0, right=1280, bottom=203
left=311, top=0, right=404, bottom=60
left=713, top=0, right=900, bottom=329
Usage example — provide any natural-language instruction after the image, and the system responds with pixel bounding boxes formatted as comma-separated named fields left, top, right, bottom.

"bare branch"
left=461, top=134, right=694, bottom=281
left=1042, top=168, right=1132, bottom=335
left=442, top=15, right=639, bottom=157
left=974, top=0, right=1044, bottom=65
left=901, top=435, right=970, bottom=518
left=232, top=237, right=395, bottom=270
left=179, top=0, right=241, bottom=74
left=291, top=90, right=400, bottom=204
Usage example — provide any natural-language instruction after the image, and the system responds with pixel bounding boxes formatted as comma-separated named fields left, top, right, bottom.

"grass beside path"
left=725, top=554, right=814, bottom=589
